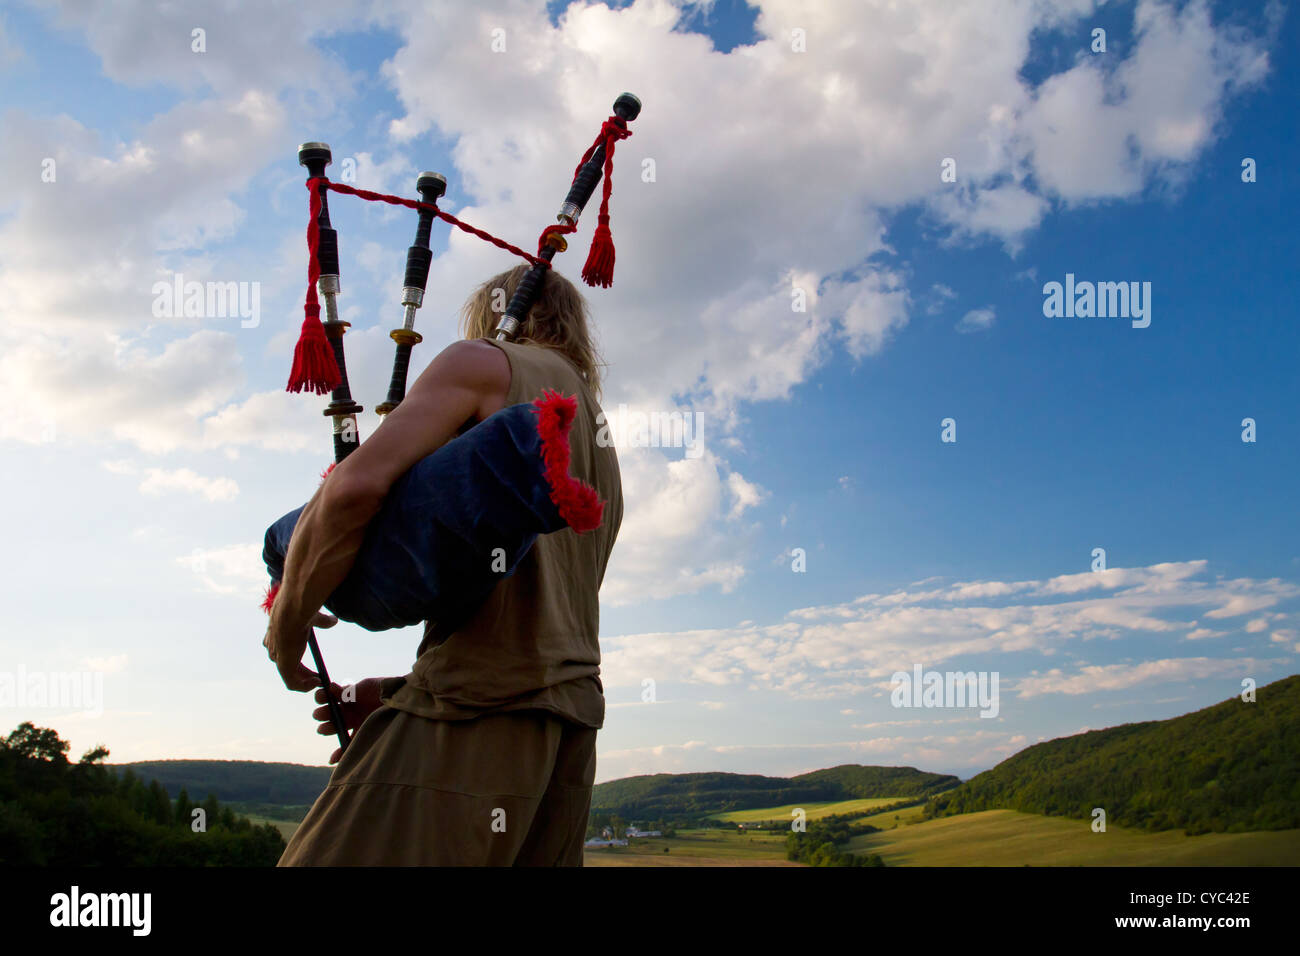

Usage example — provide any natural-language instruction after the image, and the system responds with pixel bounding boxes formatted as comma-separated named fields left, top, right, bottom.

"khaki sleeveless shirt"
left=381, top=339, right=623, bottom=729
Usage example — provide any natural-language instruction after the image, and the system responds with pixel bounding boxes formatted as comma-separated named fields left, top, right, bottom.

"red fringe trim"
left=261, top=580, right=281, bottom=614
left=532, top=390, right=605, bottom=533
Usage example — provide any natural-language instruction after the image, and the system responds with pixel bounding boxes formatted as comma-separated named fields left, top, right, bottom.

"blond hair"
left=458, top=264, right=605, bottom=399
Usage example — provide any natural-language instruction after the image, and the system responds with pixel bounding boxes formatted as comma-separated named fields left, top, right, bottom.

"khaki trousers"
left=278, top=706, right=597, bottom=866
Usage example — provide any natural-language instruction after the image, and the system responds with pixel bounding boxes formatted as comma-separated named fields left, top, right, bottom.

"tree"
left=147, top=780, right=172, bottom=826
left=3, top=722, right=69, bottom=762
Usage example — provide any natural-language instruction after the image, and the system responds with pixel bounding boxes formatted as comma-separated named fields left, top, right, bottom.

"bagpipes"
left=264, top=94, right=641, bottom=750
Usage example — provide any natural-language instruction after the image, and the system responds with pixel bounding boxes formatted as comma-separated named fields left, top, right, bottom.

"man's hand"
left=263, top=611, right=337, bottom=692
left=313, top=677, right=386, bottom=764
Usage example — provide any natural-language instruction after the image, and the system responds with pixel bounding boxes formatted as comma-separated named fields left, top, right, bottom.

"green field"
left=848, top=810, right=1300, bottom=866
left=854, top=802, right=931, bottom=830
left=709, top=797, right=908, bottom=824
left=584, top=827, right=799, bottom=866
left=244, top=815, right=301, bottom=842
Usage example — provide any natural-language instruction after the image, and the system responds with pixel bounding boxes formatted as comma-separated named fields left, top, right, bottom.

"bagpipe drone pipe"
left=264, top=94, right=640, bottom=749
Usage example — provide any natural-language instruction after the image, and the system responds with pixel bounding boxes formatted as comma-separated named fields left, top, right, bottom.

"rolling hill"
left=112, top=760, right=332, bottom=806
left=591, top=764, right=958, bottom=819
left=926, top=674, right=1300, bottom=833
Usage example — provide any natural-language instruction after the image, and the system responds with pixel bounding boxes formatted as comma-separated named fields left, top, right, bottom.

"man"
left=263, top=263, right=622, bottom=865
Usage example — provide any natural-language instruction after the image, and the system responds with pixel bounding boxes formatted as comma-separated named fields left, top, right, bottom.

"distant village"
left=583, top=825, right=662, bottom=849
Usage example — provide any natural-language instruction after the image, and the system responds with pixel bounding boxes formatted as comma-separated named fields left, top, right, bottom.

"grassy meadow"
left=584, top=827, right=799, bottom=866
left=244, top=815, right=301, bottom=842
left=847, top=809, right=1300, bottom=866
left=709, top=796, right=909, bottom=824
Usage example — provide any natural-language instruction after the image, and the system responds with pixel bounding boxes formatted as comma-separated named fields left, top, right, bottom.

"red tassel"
left=572, top=115, right=629, bottom=290
left=581, top=215, right=616, bottom=289
left=289, top=178, right=341, bottom=394
left=287, top=304, right=340, bottom=394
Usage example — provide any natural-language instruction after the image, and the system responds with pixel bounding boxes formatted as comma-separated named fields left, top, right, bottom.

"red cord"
left=321, top=179, right=553, bottom=269
left=288, top=115, right=632, bottom=393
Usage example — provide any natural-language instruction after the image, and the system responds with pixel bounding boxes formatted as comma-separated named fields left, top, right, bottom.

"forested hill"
left=112, top=760, right=332, bottom=805
left=926, top=674, right=1300, bottom=833
left=1, top=724, right=285, bottom=865
left=592, top=765, right=959, bottom=819
left=791, top=764, right=959, bottom=797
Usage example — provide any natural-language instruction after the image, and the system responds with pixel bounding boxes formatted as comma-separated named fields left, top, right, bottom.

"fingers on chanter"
left=313, top=682, right=344, bottom=704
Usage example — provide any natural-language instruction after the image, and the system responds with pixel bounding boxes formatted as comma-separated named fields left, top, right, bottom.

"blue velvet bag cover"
left=262, top=390, right=604, bottom=632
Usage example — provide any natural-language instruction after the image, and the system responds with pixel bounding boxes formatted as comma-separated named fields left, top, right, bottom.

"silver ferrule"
left=558, top=201, right=581, bottom=225
left=317, top=274, right=341, bottom=324
left=401, top=286, right=424, bottom=309
left=321, top=292, right=340, bottom=325
left=494, top=315, right=520, bottom=340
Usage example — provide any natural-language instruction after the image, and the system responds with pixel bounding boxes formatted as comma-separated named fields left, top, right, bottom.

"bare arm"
left=265, top=338, right=510, bottom=690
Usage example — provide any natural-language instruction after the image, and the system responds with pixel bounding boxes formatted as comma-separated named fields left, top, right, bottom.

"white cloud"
left=956, top=306, right=996, bottom=333
left=1016, top=657, right=1266, bottom=697
left=726, top=471, right=766, bottom=519
left=925, top=283, right=957, bottom=315
left=602, top=560, right=1298, bottom=700
left=138, top=467, right=239, bottom=502
left=79, top=654, right=128, bottom=673
left=822, top=268, right=911, bottom=360
left=175, top=543, right=266, bottom=595
left=601, top=446, right=756, bottom=604
left=933, top=184, right=1049, bottom=252
left=597, top=727, right=1030, bottom=779
left=30, top=0, right=361, bottom=98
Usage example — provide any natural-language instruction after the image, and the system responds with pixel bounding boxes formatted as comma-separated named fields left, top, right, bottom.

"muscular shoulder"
left=441, top=338, right=510, bottom=385
left=431, top=339, right=510, bottom=416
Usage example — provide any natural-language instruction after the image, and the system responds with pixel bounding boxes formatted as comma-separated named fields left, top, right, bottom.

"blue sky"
left=0, top=0, right=1296, bottom=782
